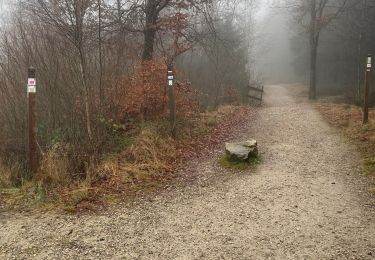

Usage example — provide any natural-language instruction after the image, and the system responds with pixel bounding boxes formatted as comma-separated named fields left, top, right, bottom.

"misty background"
left=256, top=2, right=299, bottom=84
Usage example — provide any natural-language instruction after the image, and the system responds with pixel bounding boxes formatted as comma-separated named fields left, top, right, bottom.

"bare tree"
left=293, top=0, right=347, bottom=99
left=28, top=0, right=98, bottom=140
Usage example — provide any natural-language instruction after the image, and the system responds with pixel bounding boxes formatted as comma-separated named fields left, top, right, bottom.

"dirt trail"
left=1, top=85, right=375, bottom=259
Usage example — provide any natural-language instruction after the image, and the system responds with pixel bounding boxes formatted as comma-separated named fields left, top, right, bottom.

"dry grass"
left=35, top=143, right=70, bottom=187
left=315, top=102, right=375, bottom=179
left=0, top=161, right=22, bottom=188
left=117, top=126, right=176, bottom=183
left=0, top=105, right=256, bottom=212
left=0, top=163, right=14, bottom=188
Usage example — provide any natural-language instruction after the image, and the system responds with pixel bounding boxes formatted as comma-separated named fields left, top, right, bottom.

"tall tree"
left=117, top=0, right=210, bottom=61
left=142, top=0, right=171, bottom=60
left=294, top=0, right=347, bottom=99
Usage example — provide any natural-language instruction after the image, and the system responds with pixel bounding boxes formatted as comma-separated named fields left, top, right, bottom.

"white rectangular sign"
left=28, top=78, right=36, bottom=86
left=27, top=85, right=36, bottom=93
left=168, top=80, right=173, bottom=86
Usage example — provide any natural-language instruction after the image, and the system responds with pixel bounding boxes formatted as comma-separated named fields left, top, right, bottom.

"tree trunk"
left=309, top=0, right=317, bottom=100
left=309, top=39, right=318, bottom=100
left=74, top=0, right=93, bottom=141
left=79, top=47, right=93, bottom=141
left=357, top=33, right=362, bottom=102
left=142, top=0, right=157, bottom=61
left=142, top=28, right=156, bottom=61
left=357, top=0, right=366, bottom=102
left=98, top=0, right=104, bottom=117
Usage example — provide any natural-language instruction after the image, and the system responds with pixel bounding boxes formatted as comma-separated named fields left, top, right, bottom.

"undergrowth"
left=315, top=103, right=375, bottom=187
left=0, top=105, right=255, bottom=212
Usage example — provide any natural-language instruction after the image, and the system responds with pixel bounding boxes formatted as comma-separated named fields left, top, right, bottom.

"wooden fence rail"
left=248, top=84, right=264, bottom=105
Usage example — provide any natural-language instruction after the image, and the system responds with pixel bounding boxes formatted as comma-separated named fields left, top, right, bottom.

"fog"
left=255, top=2, right=299, bottom=84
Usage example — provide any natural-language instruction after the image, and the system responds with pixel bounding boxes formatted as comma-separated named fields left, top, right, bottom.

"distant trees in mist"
left=290, top=0, right=375, bottom=101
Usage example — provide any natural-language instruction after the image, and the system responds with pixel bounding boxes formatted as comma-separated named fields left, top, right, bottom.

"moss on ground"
left=219, top=155, right=261, bottom=170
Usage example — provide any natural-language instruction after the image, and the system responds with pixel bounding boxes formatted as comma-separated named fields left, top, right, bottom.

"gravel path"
left=1, top=84, right=374, bottom=259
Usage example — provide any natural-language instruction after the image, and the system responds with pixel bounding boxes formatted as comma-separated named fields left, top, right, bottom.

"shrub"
left=112, top=60, right=199, bottom=122
left=35, top=143, right=70, bottom=187
left=0, top=161, right=23, bottom=188
left=119, top=123, right=176, bottom=183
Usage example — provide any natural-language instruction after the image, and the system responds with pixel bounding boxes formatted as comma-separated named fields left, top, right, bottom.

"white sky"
left=256, top=0, right=272, bottom=21
left=255, top=0, right=298, bottom=83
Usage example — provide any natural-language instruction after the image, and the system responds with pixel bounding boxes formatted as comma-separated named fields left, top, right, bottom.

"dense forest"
left=1, top=0, right=375, bottom=205
left=0, top=0, right=259, bottom=197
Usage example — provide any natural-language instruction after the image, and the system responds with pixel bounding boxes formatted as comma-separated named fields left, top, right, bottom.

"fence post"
left=260, top=85, right=264, bottom=106
left=27, top=67, right=38, bottom=174
left=167, top=63, right=176, bottom=138
left=363, top=54, right=372, bottom=124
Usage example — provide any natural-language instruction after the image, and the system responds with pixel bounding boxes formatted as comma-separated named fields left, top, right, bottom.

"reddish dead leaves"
left=175, top=106, right=257, bottom=163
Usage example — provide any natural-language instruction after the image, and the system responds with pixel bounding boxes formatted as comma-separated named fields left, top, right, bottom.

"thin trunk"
left=98, top=0, right=104, bottom=116
left=310, top=40, right=318, bottom=100
left=357, top=32, right=362, bottom=102
left=75, top=1, right=93, bottom=141
left=117, top=0, right=121, bottom=21
left=79, top=47, right=93, bottom=141
left=357, top=0, right=366, bottom=102
left=309, top=0, right=317, bottom=100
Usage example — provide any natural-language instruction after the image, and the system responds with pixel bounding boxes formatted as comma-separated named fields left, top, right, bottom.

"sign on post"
left=367, top=56, right=372, bottom=70
left=167, top=63, right=176, bottom=138
left=363, top=54, right=372, bottom=124
left=168, top=71, right=174, bottom=86
left=27, top=67, right=38, bottom=173
left=28, top=77, right=36, bottom=94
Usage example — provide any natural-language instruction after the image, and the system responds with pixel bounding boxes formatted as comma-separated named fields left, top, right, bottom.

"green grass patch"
left=363, top=158, right=375, bottom=176
left=206, top=116, right=218, bottom=127
left=219, top=155, right=261, bottom=170
left=111, top=136, right=136, bottom=154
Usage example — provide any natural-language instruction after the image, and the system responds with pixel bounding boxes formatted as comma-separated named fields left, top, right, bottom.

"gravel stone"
left=0, top=84, right=374, bottom=259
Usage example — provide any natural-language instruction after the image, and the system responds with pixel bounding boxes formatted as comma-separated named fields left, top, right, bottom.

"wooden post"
left=363, top=54, right=372, bottom=124
left=260, top=85, right=264, bottom=106
left=27, top=67, right=38, bottom=174
left=167, top=63, right=176, bottom=138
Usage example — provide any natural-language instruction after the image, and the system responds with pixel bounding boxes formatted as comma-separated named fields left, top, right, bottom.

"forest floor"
left=315, top=99, right=375, bottom=182
left=1, top=84, right=375, bottom=259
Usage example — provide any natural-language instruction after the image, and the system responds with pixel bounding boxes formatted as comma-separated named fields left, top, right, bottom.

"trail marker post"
left=27, top=67, right=38, bottom=174
left=167, top=63, right=176, bottom=138
left=363, top=54, right=372, bottom=124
